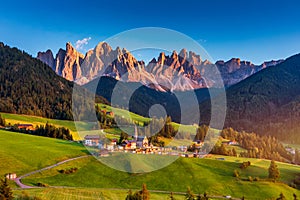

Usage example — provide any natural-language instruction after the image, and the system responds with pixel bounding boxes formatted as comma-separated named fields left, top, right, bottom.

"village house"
left=122, top=140, right=137, bottom=150
left=101, top=110, right=114, bottom=117
left=17, top=124, right=35, bottom=131
left=99, top=149, right=110, bottom=157
left=5, top=173, right=17, bottom=180
left=222, top=140, right=239, bottom=146
left=84, top=135, right=101, bottom=146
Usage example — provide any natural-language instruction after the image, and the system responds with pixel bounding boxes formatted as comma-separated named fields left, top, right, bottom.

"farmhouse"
left=101, top=110, right=114, bottom=117
left=5, top=173, right=17, bottom=180
left=17, top=124, right=34, bottom=131
left=122, top=140, right=137, bottom=150
left=222, top=140, right=239, bottom=146
left=84, top=135, right=101, bottom=146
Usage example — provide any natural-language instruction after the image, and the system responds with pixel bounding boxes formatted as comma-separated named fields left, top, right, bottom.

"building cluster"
left=83, top=126, right=208, bottom=157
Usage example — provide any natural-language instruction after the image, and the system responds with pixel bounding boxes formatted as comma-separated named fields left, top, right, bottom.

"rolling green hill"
left=0, top=129, right=299, bottom=199
left=0, top=112, right=94, bottom=140
left=0, top=130, right=87, bottom=177
left=22, top=155, right=300, bottom=199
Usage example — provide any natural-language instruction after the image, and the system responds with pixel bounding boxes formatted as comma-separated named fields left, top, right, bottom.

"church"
left=134, top=125, right=149, bottom=148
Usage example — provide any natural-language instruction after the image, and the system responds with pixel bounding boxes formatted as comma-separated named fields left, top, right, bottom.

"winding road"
left=14, top=155, right=91, bottom=189
left=14, top=155, right=239, bottom=199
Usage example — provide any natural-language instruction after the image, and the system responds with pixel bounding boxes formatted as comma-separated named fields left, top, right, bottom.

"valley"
left=0, top=130, right=299, bottom=199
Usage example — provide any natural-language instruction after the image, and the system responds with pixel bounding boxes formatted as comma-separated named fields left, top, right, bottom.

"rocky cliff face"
left=215, top=58, right=283, bottom=87
left=37, top=42, right=284, bottom=91
left=37, top=50, right=55, bottom=71
left=38, top=42, right=84, bottom=81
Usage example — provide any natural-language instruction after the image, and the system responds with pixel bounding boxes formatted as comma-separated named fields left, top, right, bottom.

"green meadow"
left=0, top=128, right=299, bottom=199
left=22, top=154, right=300, bottom=199
left=0, top=130, right=88, bottom=177
left=12, top=188, right=185, bottom=200
left=0, top=112, right=95, bottom=140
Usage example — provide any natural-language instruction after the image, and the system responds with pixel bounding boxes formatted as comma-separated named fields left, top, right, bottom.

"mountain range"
left=1, top=41, right=300, bottom=144
left=37, top=42, right=283, bottom=91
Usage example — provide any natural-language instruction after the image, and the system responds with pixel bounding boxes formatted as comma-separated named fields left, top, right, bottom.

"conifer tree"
left=0, top=178, right=13, bottom=200
left=268, top=160, right=280, bottom=181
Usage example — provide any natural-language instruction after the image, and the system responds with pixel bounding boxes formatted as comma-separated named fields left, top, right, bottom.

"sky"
left=0, top=0, right=300, bottom=64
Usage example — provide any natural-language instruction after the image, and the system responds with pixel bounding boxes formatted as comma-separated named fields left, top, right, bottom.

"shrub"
left=240, top=161, right=251, bottom=169
left=248, top=176, right=253, bottom=182
left=233, top=169, right=240, bottom=178
left=58, top=168, right=78, bottom=174
left=37, top=182, right=48, bottom=187
left=289, top=182, right=297, bottom=188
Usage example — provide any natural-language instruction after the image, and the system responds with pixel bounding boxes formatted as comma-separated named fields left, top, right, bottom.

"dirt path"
left=14, top=155, right=91, bottom=189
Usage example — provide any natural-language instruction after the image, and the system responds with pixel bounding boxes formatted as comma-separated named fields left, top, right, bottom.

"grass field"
left=97, top=103, right=150, bottom=124
left=1, top=113, right=300, bottom=199
left=0, top=130, right=88, bottom=177
left=0, top=112, right=95, bottom=140
left=22, top=154, right=300, bottom=199
left=12, top=188, right=185, bottom=200
left=1, top=128, right=300, bottom=199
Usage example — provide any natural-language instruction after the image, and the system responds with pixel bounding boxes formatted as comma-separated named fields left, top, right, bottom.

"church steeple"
left=134, top=125, right=138, bottom=141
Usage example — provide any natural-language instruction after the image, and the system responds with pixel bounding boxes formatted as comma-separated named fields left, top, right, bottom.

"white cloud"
left=75, top=37, right=91, bottom=50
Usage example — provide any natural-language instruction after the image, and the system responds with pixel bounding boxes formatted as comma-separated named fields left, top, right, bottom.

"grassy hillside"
left=12, top=188, right=184, bottom=200
left=0, top=128, right=299, bottom=199
left=0, top=112, right=94, bottom=140
left=23, top=155, right=300, bottom=199
left=0, top=130, right=87, bottom=177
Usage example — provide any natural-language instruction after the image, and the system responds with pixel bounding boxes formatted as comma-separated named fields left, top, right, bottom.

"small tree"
left=202, top=192, right=209, bottom=200
left=141, top=184, right=150, bottom=200
left=268, top=160, right=280, bottom=181
left=125, top=184, right=150, bottom=200
left=169, top=192, right=176, bottom=200
left=276, top=192, right=286, bottom=200
left=295, top=149, right=300, bottom=165
left=185, top=187, right=195, bottom=200
left=125, top=189, right=135, bottom=200
left=0, top=178, right=13, bottom=200
left=0, top=115, right=5, bottom=126
left=294, top=193, right=298, bottom=200
left=233, top=169, right=240, bottom=178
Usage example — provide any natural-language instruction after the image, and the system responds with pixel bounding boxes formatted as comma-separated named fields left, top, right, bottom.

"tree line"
left=0, top=114, right=72, bottom=141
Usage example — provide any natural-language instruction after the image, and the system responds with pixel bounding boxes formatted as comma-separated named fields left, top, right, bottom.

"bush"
left=248, top=176, right=253, bottom=182
left=233, top=169, right=240, bottom=178
left=58, top=168, right=78, bottom=174
left=240, top=161, right=251, bottom=169
left=289, top=182, right=297, bottom=188
left=37, top=182, right=48, bottom=187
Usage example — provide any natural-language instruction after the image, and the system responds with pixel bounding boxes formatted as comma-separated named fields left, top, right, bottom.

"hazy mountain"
left=37, top=42, right=283, bottom=91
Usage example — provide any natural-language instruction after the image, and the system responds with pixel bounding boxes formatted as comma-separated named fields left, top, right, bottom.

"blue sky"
left=0, top=0, right=300, bottom=64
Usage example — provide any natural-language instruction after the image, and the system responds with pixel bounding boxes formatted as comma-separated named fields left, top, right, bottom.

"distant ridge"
left=37, top=42, right=283, bottom=91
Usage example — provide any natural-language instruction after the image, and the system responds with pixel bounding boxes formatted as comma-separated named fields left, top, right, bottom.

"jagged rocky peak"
left=261, top=59, right=284, bottom=68
left=188, top=50, right=202, bottom=66
left=37, top=49, right=55, bottom=69
left=66, top=42, right=84, bottom=58
left=95, top=42, right=113, bottom=56
left=157, top=52, right=166, bottom=65
left=36, top=41, right=286, bottom=90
